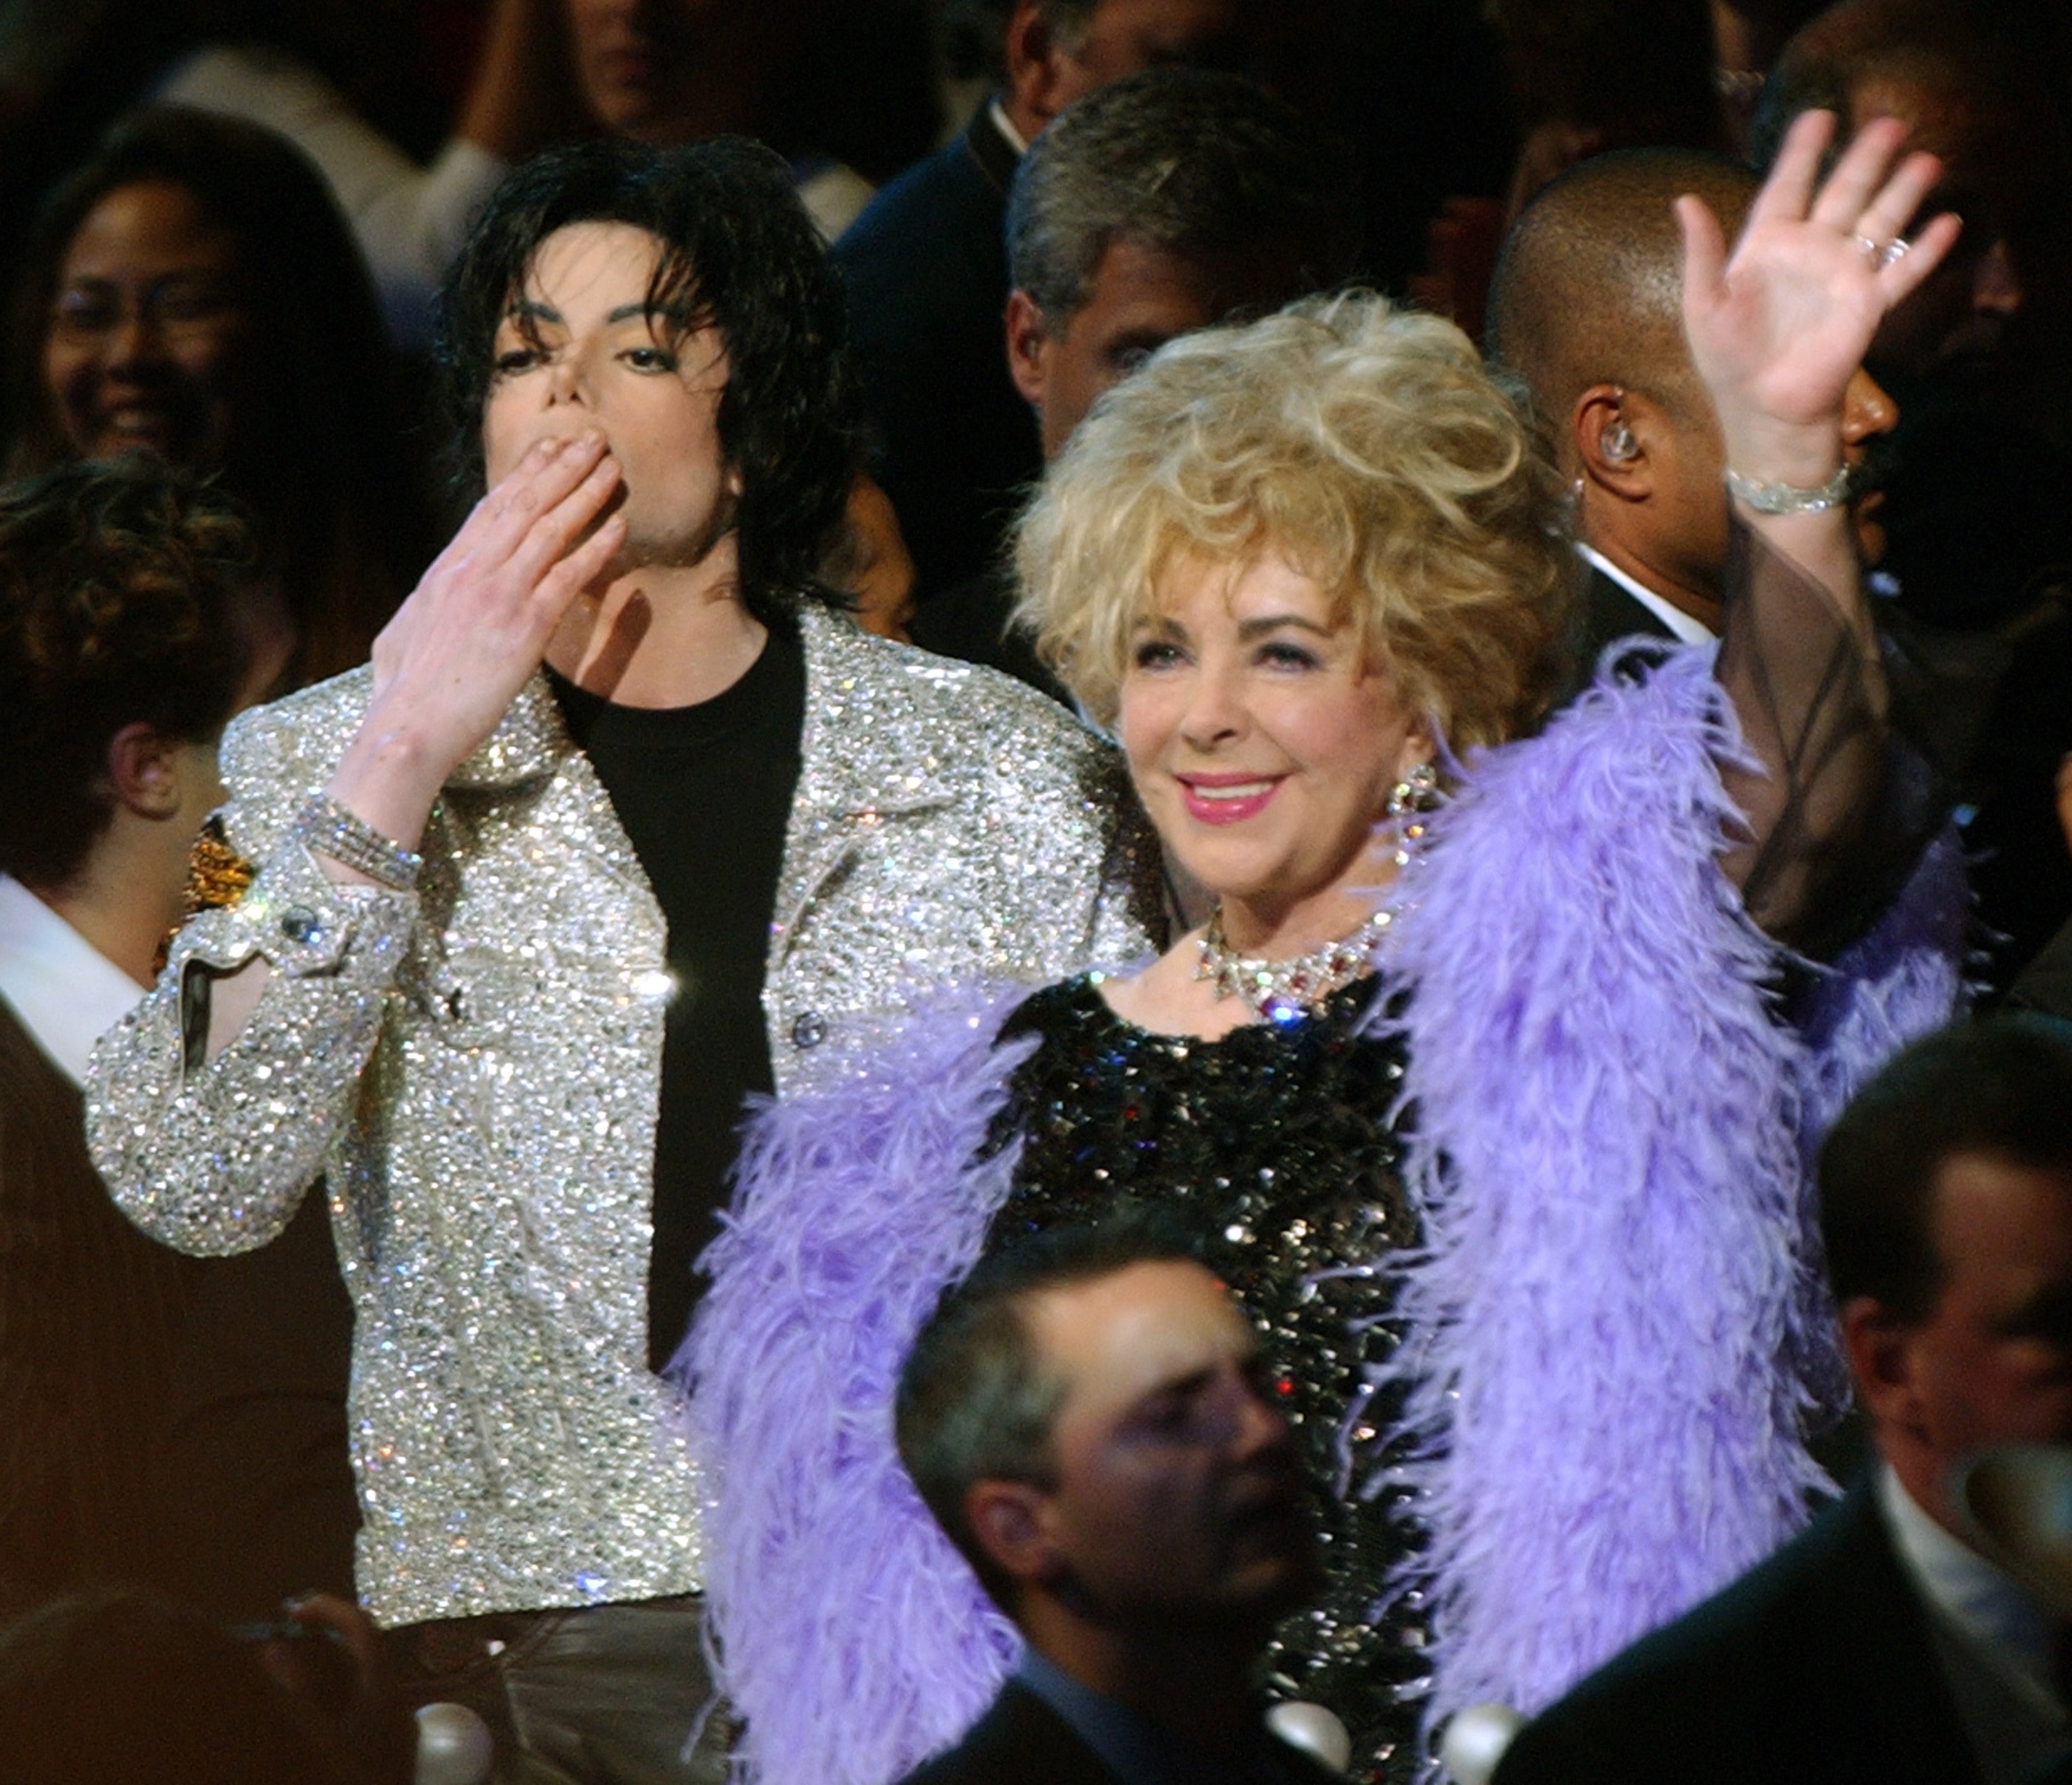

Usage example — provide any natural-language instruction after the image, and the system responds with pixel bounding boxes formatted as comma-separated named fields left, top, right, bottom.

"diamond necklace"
left=1194, top=905, right=1396, bottom=1023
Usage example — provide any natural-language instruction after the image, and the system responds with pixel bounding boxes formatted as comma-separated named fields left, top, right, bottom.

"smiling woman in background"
left=2, top=106, right=434, bottom=696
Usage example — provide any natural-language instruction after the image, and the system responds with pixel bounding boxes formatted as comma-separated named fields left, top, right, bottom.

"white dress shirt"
left=0, top=876, right=143, bottom=1088
left=1880, top=1464, right=2072, bottom=1785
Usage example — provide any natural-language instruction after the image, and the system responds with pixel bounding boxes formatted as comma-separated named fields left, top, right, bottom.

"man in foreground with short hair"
left=892, top=1221, right=1339, bottom=1785
left=1494, top=1015, right=2072, bottom=1785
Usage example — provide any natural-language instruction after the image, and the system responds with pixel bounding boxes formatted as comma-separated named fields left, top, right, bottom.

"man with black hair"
left=834, top=0, right=1340, bottom=604
left=893, top=1218, right=1336, bottom=1785
left=908, top=64, right=1361, bottom=697
left=1495, top=1015, right=2072, bottom=1785
left=86, top=136, right=1156, bottom=1783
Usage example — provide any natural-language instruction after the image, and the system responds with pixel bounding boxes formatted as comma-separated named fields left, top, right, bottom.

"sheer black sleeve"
left=1716, top=522, right=1992, bottom=960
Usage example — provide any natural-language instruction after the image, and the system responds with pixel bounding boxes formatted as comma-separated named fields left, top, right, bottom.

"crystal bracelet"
left=292, top=792, right=423, bottom=892
left=1723, top=462, right=1854, bottom=515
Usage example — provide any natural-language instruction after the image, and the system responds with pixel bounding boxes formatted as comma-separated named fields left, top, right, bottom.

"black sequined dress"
left=980, top=973, right=1426, bottom=1782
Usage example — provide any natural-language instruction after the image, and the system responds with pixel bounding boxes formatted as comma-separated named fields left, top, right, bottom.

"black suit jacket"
left=2010, top=917, right=2072, bottom=1022
left=1493, top=1483, right=1984, bottom=1785
left=1549, top=565, right=1684, bottom=709
left=1580, top=564, right=1678, bottom=658
left=906, top=566, right=1071, bottom=709
left=834, top=103, right=1042, bottom=600
left=896, top=1682, right=1124, bottom=1785
left=895, top=1678, right=1345, bottom=1785
left=1582, top=563, right=1679, bottom=665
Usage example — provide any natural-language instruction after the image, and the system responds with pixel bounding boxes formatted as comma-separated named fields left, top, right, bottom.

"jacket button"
left=792, top=1011, right=826, bottom=1050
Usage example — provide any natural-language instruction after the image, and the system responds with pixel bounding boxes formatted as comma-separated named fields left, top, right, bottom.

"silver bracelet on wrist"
left=1723, top=462, right=1854, bottom=515
left=293, top=792, right=423, bottom=892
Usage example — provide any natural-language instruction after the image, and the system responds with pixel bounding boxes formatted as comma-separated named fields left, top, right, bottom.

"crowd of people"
left=2, top=3, right=2071, bottom=1783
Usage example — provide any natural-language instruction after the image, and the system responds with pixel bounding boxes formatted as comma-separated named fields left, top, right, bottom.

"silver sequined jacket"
left=86, top=607, right=1158, bottom=1627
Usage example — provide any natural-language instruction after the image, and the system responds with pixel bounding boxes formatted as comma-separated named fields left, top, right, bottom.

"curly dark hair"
left=434, top=135, right=865, bottom=626
left=2, top=106, right=434, bottom=690
left=0, top=458, right=252, bottom=890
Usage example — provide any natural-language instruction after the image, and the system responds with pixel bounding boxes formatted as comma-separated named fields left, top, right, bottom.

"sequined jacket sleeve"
left=85, top=669, right=415, bottom=1257
left=763, top=615, right=1163, bottom=1092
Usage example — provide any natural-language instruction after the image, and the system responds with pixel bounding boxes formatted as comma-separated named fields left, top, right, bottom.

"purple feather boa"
left=1374, top=647, right=1966, bottom=1732
left=679, top=646, right=1965, bottom=1785
left=678, top=986, right=1035, bottom=1785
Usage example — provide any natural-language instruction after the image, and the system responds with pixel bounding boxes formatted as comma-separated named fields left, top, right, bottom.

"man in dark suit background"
left=1493, top=1015, right=2072, bottom=1785
left=834, top=0, right=1339, bottom=605
left=908, top=65, right=1361, bottom=703
left=1485, top=146, right=1899, bottom=683
left=891, top=1218, right=1339, bottom=1785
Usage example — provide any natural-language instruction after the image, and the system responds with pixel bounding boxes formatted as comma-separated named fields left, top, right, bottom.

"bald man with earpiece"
left=1487, top=146, right=1900, bottom=696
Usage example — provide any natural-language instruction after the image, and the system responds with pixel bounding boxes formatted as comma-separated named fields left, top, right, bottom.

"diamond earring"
left=1383, top=761, right=1441, bottom=868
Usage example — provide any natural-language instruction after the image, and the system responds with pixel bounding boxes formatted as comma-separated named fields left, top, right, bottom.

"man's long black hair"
left=435, top=135, right=865, bottom=626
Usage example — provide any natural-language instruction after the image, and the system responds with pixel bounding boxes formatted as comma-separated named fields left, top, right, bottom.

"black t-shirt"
left=548, top=626, right=806, bottom=1368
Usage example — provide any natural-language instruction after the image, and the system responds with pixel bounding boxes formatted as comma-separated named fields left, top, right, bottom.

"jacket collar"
left=964, top=96, right=1024, bottom=196
left=793, top=605, right=957, bottom=819
left=770, top=606, right=963, bottom=960
left=443, top=606, right=955, bottom=808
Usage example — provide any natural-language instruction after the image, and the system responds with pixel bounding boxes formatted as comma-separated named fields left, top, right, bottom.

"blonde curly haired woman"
left=684, top=113, right=1970, bottom=1785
